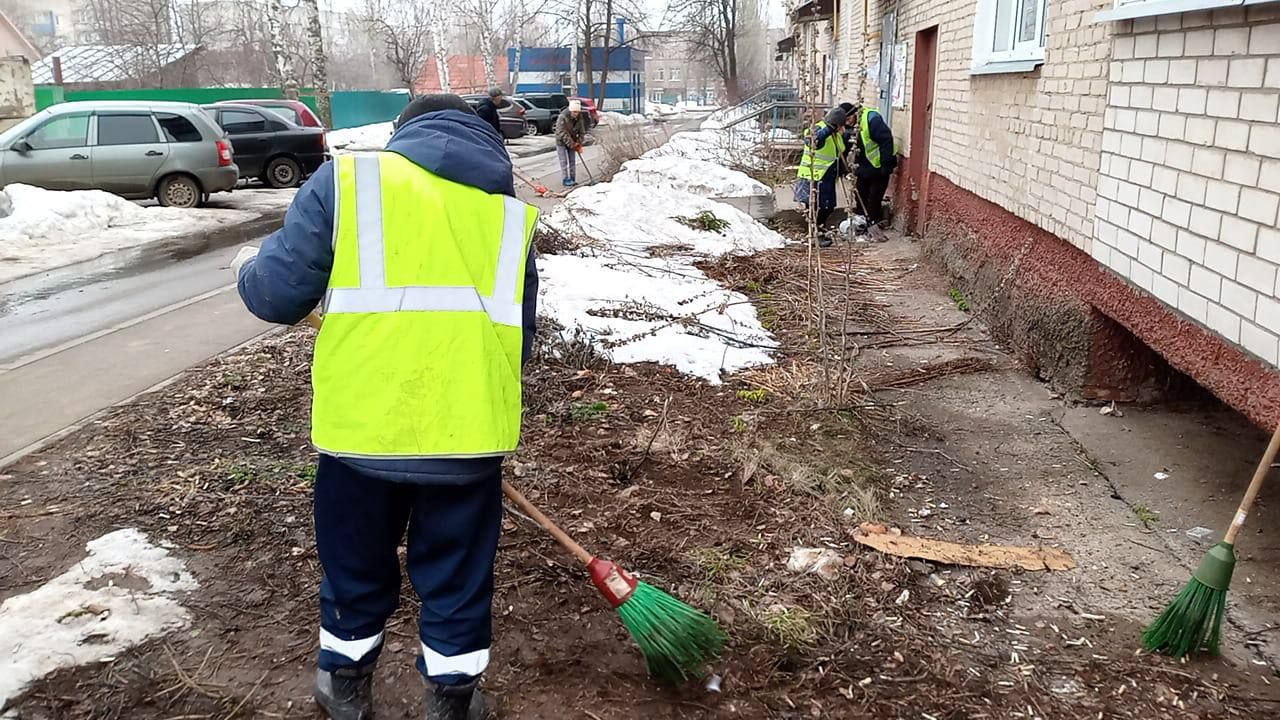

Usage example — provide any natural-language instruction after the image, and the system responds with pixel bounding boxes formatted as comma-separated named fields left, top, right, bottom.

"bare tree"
left=266, top=0, right=300, bottom=96
left=430, top=8, right=452, bottom=92
left=463, top=0, right=502, bottom=88
left=362, top=0, right=435, bottom=90
left=670, top=0, right=762, bottom=102
left=301, top=0, right=331, bottom=124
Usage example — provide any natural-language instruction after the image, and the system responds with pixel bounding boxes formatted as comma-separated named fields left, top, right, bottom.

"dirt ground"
left=2, top=219, right=1279, bottom=719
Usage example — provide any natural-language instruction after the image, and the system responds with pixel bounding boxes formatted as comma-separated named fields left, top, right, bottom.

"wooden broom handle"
left=501, top=480, right=594, bottom=566
left=1225, top=421, right=1280, bottom=544
left=302, top=310, right=594, bottom=565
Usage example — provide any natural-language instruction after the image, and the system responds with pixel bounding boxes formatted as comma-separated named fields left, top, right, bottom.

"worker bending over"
left=555, top=99, right=589, bottom=187
left=795, top=105, right=852, bottom=246
left=232, top=94, right=539, bottom=720
left=844, top=100, right=897, bottom=241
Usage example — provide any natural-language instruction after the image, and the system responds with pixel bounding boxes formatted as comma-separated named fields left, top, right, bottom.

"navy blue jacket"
left=855, top=110, right=897, bottom=177
left=237, top=109, right=538, bottom=484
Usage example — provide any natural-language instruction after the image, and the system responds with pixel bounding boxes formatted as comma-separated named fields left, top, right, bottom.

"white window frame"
left=1095, top=0, right=1275, bottom=23
left=971, top=0, right=1049, bottom=75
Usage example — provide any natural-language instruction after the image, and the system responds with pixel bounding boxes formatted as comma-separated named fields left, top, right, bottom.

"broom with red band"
left=303, top=312, right=725, bottom=681
left=502, top=479, right=726, bottom=682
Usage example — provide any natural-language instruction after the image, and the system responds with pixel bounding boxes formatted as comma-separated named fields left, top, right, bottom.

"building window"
left=657, top=67, right=664, bottom=80
left=670, top=68, right=680, bottom=81
left=972, top=0, right=1048, bottom=73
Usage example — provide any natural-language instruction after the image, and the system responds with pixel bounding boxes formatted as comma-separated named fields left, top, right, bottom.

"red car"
left=216, top=99, right=323, bottom=129
left=574, top=97, right=600, bottom=127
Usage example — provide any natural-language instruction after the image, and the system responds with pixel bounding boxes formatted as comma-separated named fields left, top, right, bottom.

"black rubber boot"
left=424, top=678, right=488, bottom=720
left=313, top=664, right=375, bottom=720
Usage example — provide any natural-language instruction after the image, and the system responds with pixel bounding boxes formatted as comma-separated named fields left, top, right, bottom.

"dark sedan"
left=460, top=95, right=529, bottom=140
left=201, top=104, right=326, bottom=188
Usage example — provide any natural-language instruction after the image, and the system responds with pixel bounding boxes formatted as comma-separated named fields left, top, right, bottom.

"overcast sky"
left=325, top=0, right=787, bottom=30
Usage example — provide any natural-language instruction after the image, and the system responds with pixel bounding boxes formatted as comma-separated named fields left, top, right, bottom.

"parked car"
left=216, top=99, right=323, bottom=128
left=522, top=93, right=569, bottom=115
left=460, top=94, right=529, bottom=140
left=0, top=100, right=237, bottom=208
left=523, top=93, right=598, bottom=129
left=575, top=98, right=601, bottom=128
left=511, top=97, right=554, bottom=135
left=201, top=104, right=326, bottom=188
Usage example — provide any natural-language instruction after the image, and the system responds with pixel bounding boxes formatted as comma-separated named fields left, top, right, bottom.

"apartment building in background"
left=780, top=0, right=1280, bottom=426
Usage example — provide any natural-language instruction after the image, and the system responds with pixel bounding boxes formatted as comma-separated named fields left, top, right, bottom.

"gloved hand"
left=231, top=245, right=259, bottom=279
left=574, top=144, right=584, bottom=153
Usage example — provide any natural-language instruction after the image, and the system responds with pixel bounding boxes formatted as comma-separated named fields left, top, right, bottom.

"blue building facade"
left=506, top=47, right=646, bottom=114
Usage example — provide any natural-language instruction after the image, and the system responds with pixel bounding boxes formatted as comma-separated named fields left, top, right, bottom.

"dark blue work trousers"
left=314, top=454, right=502, bottom=685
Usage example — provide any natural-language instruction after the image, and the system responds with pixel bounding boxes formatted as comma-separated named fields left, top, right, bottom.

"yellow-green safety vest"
left=797, top=120, right=846, bottom=181
left=860, top=107, right=893, bottom=169
left=312, top=151, right=538, bottom=459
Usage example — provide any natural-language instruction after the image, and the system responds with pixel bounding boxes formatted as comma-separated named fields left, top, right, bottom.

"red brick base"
left=918, top=173, right=1280, bottom=428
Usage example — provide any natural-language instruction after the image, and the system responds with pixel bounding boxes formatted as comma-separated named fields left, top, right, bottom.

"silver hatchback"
left=0, top=101, right=240, bottom=208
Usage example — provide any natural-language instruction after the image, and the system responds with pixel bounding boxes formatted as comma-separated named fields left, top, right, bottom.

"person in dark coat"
left=230, top=94, right=538, bottom=720
left=845, top=100, right=897, bottom=239
left=473, top=86, right=506, bottom=138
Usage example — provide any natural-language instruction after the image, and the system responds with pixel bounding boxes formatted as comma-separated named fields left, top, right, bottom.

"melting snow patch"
left=0, top=528, right=196, bottom=706
left=0, top=184, right=256, bottom=283
left=613, top=157, right=772, bottom=200
left=538, top=181, right=786, bottom=382
left=538, top=253, right=775, bottom=382
left=598, top=111, right=651, bottom=126
left=541, top=183, right=784, bottom=258
left=327, top=121, right=394, bottom=153
left=641, top=129, right=765, bottom=169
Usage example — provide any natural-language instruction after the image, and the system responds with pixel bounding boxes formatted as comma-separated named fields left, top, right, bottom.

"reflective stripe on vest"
left=797, top=121, right=845, bottom=180
left=312, top=151, right=537, bottom=459
left=323, top=154, right=528, bottom=328
left=860, top=107, right=891, bottom=169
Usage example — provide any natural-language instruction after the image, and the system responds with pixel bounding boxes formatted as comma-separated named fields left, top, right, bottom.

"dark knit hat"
left=395, top=94, right=476, bottom=128
left=839, top=102, right=855, bottom=113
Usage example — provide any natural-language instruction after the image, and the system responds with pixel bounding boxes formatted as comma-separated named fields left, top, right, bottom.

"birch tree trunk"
left=267, top=0, right=298, bottom=99
left=430, top=10, right=451, bottom=92
left=303, top=0, right=331, bottom=125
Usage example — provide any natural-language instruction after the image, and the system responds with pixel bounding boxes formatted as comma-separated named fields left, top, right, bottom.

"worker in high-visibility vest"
left=231, top=94, right=539, bottom=720
left=843, top=101, right=897, bottom=241
left=794, top=105, right=851, bottom=246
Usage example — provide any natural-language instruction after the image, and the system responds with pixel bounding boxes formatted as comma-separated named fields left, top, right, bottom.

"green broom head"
left=1142, top=541, right=1235, bottom=657
left=617, top=581, right=728, bottom=682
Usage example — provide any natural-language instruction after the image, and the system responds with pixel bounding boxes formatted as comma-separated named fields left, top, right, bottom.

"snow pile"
left=640, top=129, right=765, bottom=169
left=766, top=127, right=798, bottom=142
left=0, top=185, right=256, bottom=283
left=647, top=102, right=688, bottom=119
left=613, top=157, right=772, bottom=200
left=538, top=182, right=786, bottom=382
left=598, top=111, right=651, bottom=127
left=542, top=183, right=784, bottom=257
left=0, top=529, right=197, bottom=705
left=328, top=121, right=393, bottom=153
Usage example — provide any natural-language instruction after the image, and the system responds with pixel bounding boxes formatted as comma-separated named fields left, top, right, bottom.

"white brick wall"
left=1093, top=11, right=1280, bottom=368
left=834, top=0, right=1111, bottom=252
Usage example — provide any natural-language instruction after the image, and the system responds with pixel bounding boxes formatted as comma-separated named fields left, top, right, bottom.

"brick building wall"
left=837, top=0, right=1112, bottom=250
left=1093, top=6, right=1280, bottom=368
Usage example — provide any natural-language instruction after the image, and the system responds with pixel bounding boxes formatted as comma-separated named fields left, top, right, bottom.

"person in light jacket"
left=554, top=99, right=589, bottom=186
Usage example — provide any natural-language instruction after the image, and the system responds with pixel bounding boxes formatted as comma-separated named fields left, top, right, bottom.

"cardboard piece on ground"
left=853, top=525, right=1075, bottom=571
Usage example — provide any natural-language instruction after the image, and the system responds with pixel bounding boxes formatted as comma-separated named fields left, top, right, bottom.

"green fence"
left=331, top=91, right=409, bottom=130
left=33, top=87, right=410, bottom=130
